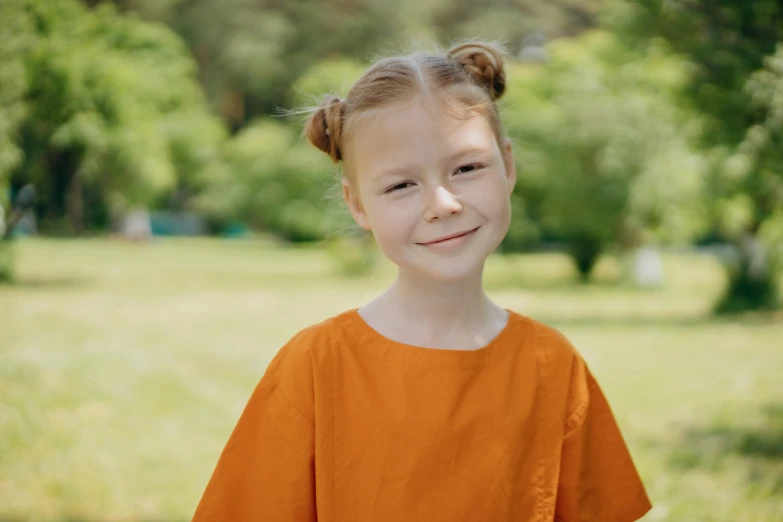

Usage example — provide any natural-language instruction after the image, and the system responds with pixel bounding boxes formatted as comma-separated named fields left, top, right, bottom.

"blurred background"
left=1, top=0, right=782, bottom=520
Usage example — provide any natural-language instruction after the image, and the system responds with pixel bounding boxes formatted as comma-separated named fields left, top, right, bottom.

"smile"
left=417, top=227, right=480, bottom=247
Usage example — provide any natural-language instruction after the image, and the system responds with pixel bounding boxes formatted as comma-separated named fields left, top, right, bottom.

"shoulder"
left=509, top=311, right=582, bottom=368
left=266, top=310, right=354, bottom=375
left=260, top=310, right=353, bottom=422
left=508, top=311, right=593, bottom=415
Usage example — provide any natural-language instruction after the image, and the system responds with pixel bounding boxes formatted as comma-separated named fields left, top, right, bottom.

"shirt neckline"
left=343, top=307, right=519, bottom=360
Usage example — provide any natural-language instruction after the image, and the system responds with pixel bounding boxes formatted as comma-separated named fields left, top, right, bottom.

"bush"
left=325, top=233, right=378, bottom=277
left=219, top=119, right=353, bottom=242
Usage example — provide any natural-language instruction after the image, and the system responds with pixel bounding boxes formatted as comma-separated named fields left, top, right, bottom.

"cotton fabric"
left=193, top=309, right=652, bottom=521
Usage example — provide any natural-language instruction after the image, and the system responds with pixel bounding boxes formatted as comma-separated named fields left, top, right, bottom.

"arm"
left=192, top=333, right=318, bottom=521
left=555, top=357, right=652, bottom=522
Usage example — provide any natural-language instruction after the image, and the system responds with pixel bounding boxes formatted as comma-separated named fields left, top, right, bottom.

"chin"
left=406, top=259, right=486, bottom=283
left=381, top=240, right=493, bottom=283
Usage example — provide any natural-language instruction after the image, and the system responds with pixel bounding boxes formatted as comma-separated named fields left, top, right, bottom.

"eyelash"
left=384, top=164, right=484, bottom=193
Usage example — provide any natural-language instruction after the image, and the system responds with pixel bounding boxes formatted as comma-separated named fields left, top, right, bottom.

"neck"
left=382, top=266, right=497, bottom=338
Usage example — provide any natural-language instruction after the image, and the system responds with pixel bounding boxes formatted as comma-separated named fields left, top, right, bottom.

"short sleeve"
left=555, top=356, right=652, bottom=522
left=192, top=334, right=318, bottom=521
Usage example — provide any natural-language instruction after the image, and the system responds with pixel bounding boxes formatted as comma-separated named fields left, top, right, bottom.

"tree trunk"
left=715, top=232, right=779, bottom=314
left=67, top=172, right=84, bottom=236
left=0, top=241, right=14, bottom=283
left=569, top=237, right=602, bottom=282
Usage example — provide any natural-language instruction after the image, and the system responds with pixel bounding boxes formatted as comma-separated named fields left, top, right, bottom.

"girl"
left=192, top=42, right=652, bottom=521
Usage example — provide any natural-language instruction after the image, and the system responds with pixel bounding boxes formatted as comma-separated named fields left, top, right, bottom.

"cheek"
left=474, top=176, right=512, bottom=221
left=367, top=200, right=417, bottom=240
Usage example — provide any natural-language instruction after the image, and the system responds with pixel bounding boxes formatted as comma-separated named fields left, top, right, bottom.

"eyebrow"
left=448, top=146, right=489, bottom=163
left=372, top=147, right=490, bottom=182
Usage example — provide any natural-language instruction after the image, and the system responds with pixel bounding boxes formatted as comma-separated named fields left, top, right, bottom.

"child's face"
left=342, top=96, right=516, bottom=283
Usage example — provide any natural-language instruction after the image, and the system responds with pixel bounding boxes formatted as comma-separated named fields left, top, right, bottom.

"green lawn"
left=1, top=238, right=782, bottom=521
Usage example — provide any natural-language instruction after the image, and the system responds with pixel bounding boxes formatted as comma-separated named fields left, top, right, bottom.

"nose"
left=423, top=185, right=463, bottom=222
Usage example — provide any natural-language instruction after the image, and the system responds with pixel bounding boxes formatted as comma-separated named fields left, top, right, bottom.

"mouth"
left=418, top=227, right=480, bottom=245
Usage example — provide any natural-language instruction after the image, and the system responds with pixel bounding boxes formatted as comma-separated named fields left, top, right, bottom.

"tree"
left=203, top=59, right=367, bottom=242
left=0, top=0, right=33, bottom=210
left=214, top=119, right=345, bottom=242
left=611, top=0, right=783, bottom=310
left=114, top=0, right=403, bottom=126
left=502, top=30, right=707, bottom=280
left=112, top=0, right=616, bottom=128
left=2, top=0, right=227, bottom=234
left=430, top=0, right=604, bottom=52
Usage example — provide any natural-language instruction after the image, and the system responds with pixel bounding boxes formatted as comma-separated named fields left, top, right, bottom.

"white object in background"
left=122, top=208, right=152, bottom=240
left=634, top=246, right=664, bottom=287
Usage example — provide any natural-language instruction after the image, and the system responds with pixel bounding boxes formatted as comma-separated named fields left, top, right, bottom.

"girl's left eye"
left=455, top=164, right=482, bottom=175
left=385, top=181, right=415, bottom=193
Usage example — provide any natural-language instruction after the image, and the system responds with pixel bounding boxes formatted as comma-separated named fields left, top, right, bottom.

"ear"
left=342, top=178, right=371, bottom=231
left=501, top=137, right=516, bottom=193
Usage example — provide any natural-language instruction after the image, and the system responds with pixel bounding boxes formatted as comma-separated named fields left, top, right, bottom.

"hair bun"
left=447, top=42, right=506, bottom=100
left=304, top=96, right=344, bottom=163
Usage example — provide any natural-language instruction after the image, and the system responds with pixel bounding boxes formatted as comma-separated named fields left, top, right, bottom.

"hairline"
left=341, top=88, right=505, bottom=185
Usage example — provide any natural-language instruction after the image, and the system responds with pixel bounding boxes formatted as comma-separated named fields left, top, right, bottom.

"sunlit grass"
left=1, top=238, right=782, bottom=521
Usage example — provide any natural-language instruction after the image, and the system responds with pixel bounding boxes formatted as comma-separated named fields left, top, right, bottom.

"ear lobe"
left=502, top=138, right=517, bottom=193
left=342, top=178, right=371, bottom=231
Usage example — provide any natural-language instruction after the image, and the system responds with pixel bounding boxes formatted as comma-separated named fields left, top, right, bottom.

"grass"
left=1, top=237, right=782, bottom=521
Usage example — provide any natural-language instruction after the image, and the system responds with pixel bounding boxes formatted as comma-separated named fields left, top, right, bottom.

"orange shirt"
left=193, top=309, right=651, bottom=521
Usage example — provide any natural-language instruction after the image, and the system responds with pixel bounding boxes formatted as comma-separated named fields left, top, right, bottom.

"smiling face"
left=342, top=95, right=516, bottom=283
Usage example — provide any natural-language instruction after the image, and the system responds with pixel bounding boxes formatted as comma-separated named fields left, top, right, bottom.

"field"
left=1, top=238, right=782, bottom=521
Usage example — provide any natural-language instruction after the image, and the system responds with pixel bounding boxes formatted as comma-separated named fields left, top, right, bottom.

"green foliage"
left=200, top=59, right=368, bottom=243
left=429, top=0, right=603, bottom=51
left=125, top=0, right=402, bottom=121
left=119, top=0, right=617, bottom=125
left=0, top=242, right=13, bottom=283
left=503, top=30, right=707, bottom=279
left=288, top=59, right=366, bottom=108
left=325, top=233, right=378, bottom=277
left=218, top=119, right=352, bottom=242
left=611, top=0, right=783, bottom=310
left=500, top=190, right=541, bottom=253
left=610, top=0, right=783, bottom=148
left=0, top=0, right=33, bottom=207
left=1, top=0, right=227, bottom=232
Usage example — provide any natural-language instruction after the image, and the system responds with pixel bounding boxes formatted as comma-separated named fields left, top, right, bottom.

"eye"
left=385, top=181, right=415, bottom=194
left=455, top=164, right=482, bottom=175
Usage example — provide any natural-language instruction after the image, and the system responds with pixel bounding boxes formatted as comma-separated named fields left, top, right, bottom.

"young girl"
left=192, top=42, right=652, bottom=521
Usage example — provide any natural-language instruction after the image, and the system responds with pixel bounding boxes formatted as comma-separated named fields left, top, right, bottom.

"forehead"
left=345, top=97, right=497, bottom=178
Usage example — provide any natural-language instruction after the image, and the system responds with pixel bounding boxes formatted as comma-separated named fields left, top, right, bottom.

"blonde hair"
left=304, top=42, right=507, bottom=181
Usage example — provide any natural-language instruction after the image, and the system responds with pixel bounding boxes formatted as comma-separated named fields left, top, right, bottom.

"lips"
left=418, top=227, right=480, bottom=245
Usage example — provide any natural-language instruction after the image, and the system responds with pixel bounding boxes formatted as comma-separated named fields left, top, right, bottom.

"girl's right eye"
left=385, top=182, right=414, bottom=193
